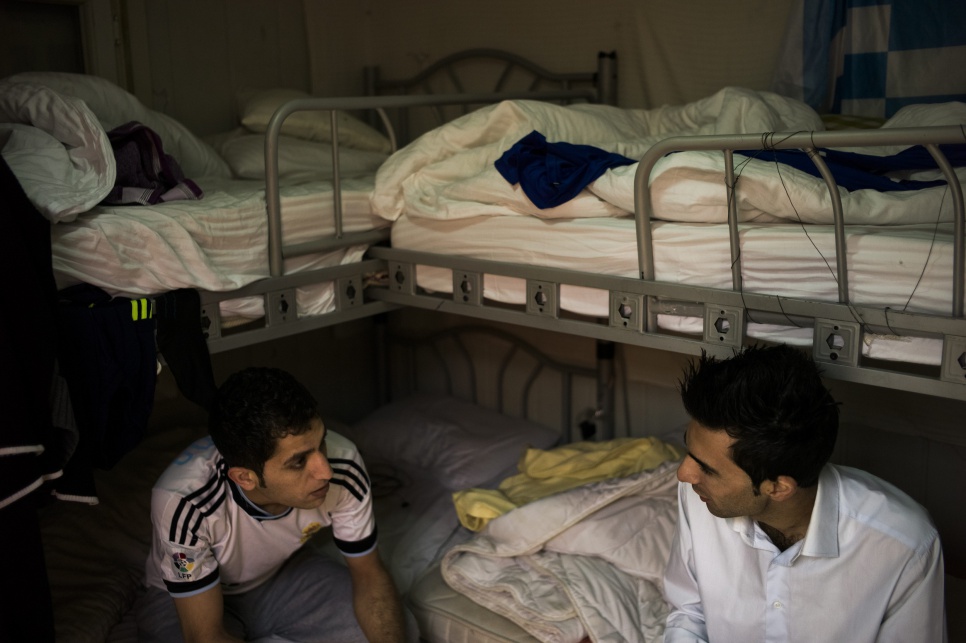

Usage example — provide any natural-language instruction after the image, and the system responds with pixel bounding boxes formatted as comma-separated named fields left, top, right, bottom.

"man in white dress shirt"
left=663, top=344, right=946, bottom=643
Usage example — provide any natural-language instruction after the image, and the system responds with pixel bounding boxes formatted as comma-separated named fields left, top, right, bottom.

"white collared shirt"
left=664, top=464, right=946, bottom=642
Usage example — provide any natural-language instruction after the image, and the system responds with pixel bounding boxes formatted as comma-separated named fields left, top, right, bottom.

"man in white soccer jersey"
left=135, top=367, right=414, bottom=642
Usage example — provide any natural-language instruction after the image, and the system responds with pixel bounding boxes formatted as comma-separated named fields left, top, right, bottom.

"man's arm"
left=172, top=585, right=243, bottom=643
left=663, top=483, right=710, bottom=643
left=876, top=535, right=947, bottom=643
left=344, top=548, right=409, bottom=643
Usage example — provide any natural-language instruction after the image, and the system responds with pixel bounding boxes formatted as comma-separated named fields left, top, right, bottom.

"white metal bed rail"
left=633, top=126, right=966, bottom=320
left=262, top=90, right=598, bottom=279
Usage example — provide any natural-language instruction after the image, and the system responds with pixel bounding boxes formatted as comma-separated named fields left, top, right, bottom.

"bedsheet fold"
left=441, top=461, right=680, bottom=643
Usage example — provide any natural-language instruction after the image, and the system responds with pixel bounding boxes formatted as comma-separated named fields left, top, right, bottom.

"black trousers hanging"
left=0, top=155, right=57, bottom=641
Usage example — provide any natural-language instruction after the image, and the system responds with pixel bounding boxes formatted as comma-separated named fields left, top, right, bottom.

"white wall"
left=132, top=0, right=310, bottom=136
left=115, top=0, right=800, bottom=136
left=304, top=0, right=796, bottom=109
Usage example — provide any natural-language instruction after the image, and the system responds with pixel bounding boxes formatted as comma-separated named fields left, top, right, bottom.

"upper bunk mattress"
left=52, top=176, right=387, bottom=318
left=392, top=212, right=960, bottom=366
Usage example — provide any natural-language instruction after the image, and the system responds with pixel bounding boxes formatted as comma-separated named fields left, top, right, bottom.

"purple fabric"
left=101, top=121, right=203, bottom=206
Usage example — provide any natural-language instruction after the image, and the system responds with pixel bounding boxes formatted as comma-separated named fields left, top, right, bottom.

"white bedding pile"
left=372, top=87, right=966, bottom=226
left=0, top=72, right=389, bottom=319
left=0, top=80, right=116, bottom=222
left=440, top=462, right=679, bottom=643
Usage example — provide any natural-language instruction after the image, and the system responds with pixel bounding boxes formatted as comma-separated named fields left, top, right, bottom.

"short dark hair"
left=679, top=344, right=838, bottom=489
left=209, top=367, right=319, bottom=480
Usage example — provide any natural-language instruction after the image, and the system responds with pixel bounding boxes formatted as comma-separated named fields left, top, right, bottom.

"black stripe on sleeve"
left=334, top=525, right=378, bottom=556
left=330, top=477, right=364, bottom=502
left=168, top=465, right=226, bottom=545
left=169, top=498, right=189, bottom=543
left=163, top=567, right=220, bottom=596
left=329, top=458, right=370, bottom=488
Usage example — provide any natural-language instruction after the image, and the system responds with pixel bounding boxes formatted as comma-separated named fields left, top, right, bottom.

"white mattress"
left=52, top=175, right=388, bottom=318
left=408, top=565, right=539, bottom=643
left=392, top=212, right=958, bottom=365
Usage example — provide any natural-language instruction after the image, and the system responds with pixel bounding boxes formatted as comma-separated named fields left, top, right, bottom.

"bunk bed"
left=0, top=70, right=400, bottom=354
left=366, top=94, right=966, bottom=404
left=21, top=50, right=620, bottom=642
left=21, top=46, right=964, bottom=642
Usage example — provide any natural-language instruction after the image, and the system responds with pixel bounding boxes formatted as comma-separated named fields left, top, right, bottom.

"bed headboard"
left=383, top=324, right=613, bottom=441
left=363, top=48, right=617, bottom=143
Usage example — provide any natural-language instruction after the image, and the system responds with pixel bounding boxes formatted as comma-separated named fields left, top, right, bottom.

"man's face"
left=245, top=417, right=332, bottom=515
left=677, top=420, right=768, bottom=519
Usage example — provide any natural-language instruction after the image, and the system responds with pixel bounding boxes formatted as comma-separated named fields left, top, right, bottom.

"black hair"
left=679, top=344, right=838, bottom=489
left=209, top=367, right=319, bottom=481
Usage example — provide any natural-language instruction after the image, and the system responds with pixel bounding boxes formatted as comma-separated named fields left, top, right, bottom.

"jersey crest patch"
left=172, top=552, right=196, bottom=579
left=300, top=522, right=323, bottom=544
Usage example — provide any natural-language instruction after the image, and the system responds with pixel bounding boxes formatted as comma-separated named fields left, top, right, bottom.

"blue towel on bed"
left=495, top=130, right=635, bottom=209
left=737, top=144, right=966, bottom=192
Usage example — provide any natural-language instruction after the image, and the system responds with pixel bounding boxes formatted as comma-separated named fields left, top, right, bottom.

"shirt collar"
left=228, top=478, right=292, bottom=520
left=799, top=465, right=840, bottom=558
left=725, top=465, right=840, bottom=560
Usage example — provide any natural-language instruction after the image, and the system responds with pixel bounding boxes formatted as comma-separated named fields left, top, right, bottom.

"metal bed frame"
left=384, top=324, right=609, bottom=441
left=197, top=50, right=615, bottom=353
left=197, top=47, right=965, bottom=402
left=367, top=126, right=966, bottom=402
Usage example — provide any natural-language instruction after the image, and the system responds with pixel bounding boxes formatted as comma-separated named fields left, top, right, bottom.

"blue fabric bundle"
left=495, top=130, right=635, bottom=209
left=737, top=144, right=966, bottom=192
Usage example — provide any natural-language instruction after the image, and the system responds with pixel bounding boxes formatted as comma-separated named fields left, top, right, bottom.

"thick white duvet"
left=372, top=88, right=966, bottom=226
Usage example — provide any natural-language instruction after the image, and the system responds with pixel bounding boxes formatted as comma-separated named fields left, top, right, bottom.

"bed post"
left=596, top=51, right=618, bottom=106
left=596, top=340, right=616, bottom=440
left=374, top=313, right=390, bottom=406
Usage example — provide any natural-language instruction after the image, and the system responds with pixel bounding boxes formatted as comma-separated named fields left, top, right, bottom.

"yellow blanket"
left=453, top=436, right=684, bottom=531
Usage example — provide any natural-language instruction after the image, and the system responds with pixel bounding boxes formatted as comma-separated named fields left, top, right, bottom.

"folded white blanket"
left=441, top=462, right=680, bottom=643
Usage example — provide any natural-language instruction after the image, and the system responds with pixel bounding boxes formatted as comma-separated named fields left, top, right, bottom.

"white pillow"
left=344, top=394, right=560, bottom=491
left=0, top=80, right=115, bottom=222
left=209, top=128, right=388, bottom=180
left=7, top=71, right=231, bottom=179
left=239, top=88, right=392, bottom=154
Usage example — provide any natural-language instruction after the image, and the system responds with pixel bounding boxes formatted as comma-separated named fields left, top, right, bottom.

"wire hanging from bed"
left=724, top=127, right=956, bottom=341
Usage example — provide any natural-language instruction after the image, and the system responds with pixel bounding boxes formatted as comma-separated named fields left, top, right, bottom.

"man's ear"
left=228, top=466, right=259, bottom=491
left=761, top=475, right=799, bottom=501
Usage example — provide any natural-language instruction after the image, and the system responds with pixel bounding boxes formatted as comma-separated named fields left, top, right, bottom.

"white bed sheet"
left=52, top=175, right=388, bottom=319
left=392, top=212, right=958, bottom=365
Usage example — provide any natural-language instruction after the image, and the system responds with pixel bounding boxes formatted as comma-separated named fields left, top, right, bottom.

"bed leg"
left=595, top=340, right=616, bottom=440
left=374, top=313, right=390, bottom=405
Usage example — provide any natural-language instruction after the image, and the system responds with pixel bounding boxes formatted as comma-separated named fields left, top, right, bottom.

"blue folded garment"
left=495, top=130, right=635, bottom=209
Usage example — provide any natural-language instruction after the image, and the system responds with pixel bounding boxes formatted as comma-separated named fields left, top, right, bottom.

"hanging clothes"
left=0, top=151, right=58, bottom=642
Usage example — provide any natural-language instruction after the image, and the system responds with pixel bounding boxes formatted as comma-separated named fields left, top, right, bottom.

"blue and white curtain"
left=773, top=0, right=966, bottom=118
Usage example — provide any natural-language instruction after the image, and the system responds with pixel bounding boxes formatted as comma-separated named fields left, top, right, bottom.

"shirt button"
left=773, top=601, right=783, bottom=609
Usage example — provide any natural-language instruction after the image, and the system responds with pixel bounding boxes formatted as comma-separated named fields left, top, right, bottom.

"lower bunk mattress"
left=391, top=212, right=961, bottom=366
left=52, top=175, right=388, bottom=320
